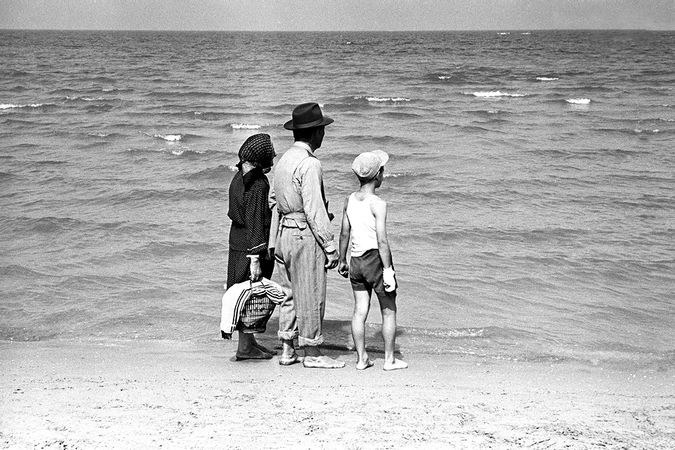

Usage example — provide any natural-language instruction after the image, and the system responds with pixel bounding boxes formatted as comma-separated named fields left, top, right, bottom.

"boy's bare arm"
left=337, top=197, right=351, bottom=277
left=372, top=198, right=393, bottom=268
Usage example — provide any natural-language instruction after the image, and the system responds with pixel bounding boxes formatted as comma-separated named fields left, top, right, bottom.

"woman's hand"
left=249, top=256, right=262, bottom=282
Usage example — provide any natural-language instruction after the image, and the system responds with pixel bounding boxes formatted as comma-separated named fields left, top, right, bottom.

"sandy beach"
left=1, top=335, right=673, bottom=450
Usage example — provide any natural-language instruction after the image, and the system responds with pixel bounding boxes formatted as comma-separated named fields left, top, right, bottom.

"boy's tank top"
left=346, top=193, right=378, bottom=257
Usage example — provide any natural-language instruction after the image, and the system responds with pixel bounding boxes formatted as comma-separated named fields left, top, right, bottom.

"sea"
left=1, top=30, right=673, bottom=370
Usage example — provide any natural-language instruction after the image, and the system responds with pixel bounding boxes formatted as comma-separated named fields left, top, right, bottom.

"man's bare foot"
left=356, top=359, right=374, bottom=370
left=303, top=355, right=345, bottom=369
left=383, top=359, right=408, bottom=371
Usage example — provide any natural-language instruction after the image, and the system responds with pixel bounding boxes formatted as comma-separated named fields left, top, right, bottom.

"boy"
left=338, top=150, right=408, bottom=371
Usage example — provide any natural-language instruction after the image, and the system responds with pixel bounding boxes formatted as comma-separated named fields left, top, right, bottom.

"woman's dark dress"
left=227, top=168, right=274, bottom=289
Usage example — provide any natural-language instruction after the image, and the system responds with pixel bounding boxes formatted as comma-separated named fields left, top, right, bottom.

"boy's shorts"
left=349, top=249, right=396, bottom=298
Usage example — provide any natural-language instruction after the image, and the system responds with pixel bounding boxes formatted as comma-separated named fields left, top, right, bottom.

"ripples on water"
left=1, top=30, right=673, bottom=369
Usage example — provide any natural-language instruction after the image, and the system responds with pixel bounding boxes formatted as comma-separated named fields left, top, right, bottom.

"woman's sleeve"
left=244, top=180, right=270, bottom=255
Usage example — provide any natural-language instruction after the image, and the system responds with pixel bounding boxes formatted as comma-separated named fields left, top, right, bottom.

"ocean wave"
left=362, top=96, right=411, bottom=103
left=0, top=216, right=90, bottom=235
left=125, top=146, right=208, bottom=157
left=121, top=240, right=226, bottom=260
left=384, top=171, right=430, bottom=179
left=536, top=76, right=559, bottom=81
left=144, top=90, right=245, bottom=99
left=86, top=131, right=127, bottom=139
left=341, top=96, right=412, bottom=106
left=186, top=165, right=232, bottom=181
left=461, top=124, right=501, bottom=134
left=145, top=132, right=183, bottom=142
left=104, top=187, right=225, bottom=205
left=466, top=109, right=508, bottom=117
left=431, top=73, right=470, bottom=85
left=376, top=111, right=422, bottom=119
left=340, top=134, right=420, bottom=147
left=230, top=123, right=262, bottom=130
left=467, top=91, right=527, bottom=98
left=31, top=159, right=67, bottom=165
left=0, top=103, right=55, bottom=110
left=65, top=96, right=107, bottom=102
left=631, top=128, right=662, bottom=135
left=566, top=98, right=591, bottom=105
left=168, top=147, right=206, bottom=156
left=102, top=87, right=133, bottom=93
left=0, top=69, right=30, bottom=77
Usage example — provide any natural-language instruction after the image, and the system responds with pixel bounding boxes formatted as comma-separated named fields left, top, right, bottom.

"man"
left=273, top=102, right=344, bottom=369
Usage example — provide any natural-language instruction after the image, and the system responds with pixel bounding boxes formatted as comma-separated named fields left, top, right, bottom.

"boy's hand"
left=383, top=267, right=396, bottom=292
left=337, top=261, right=349, bottom=278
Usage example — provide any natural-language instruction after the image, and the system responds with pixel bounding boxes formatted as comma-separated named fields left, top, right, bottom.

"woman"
left=226, top=133, right=277, bottom=360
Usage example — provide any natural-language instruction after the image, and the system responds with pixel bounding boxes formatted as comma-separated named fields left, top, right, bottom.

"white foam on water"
left=154, top=134, right=183, bottom=141
left=634, top=128, right=660, bottom=134
left=536, top=77, right=559, bottom=81
left=566, top=98, right=591, bottom=104
left=0, top=103, right=46, bottom=109
left=471, top=91, right=526, bottom=98
left=230, top=123, right=261, bottom=130
left=365, top=96, right=411, bottom=102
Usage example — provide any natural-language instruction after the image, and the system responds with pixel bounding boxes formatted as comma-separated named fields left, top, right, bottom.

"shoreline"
left=2, top=338, right=673, bottom=449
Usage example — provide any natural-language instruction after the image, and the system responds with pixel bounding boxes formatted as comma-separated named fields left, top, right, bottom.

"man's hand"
left=337, top=261, right=349, bottom=278
left=325, top=250, right=339, bottom=270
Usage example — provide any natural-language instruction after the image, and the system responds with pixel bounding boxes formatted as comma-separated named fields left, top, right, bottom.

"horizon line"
left=1, top=27, right=672, bottom=33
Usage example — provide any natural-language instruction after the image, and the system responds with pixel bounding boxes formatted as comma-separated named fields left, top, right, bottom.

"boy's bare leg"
left=351, top=289, right=373, bottom=369
left=379, top=293, right=408, bottom=371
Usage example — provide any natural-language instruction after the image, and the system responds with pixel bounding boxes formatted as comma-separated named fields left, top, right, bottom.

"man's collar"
left=293, top=141, right=314, bottom=154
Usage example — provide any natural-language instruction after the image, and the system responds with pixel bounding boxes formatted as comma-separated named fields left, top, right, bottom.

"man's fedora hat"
left=284, top=102, right=334, bottom=130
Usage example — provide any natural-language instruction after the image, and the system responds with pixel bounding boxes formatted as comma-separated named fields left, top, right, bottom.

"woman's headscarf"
left=238, top=133, right=276, bottom=169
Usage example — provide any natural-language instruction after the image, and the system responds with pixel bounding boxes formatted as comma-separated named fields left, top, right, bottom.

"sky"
left=0, top=0, right=673, bottom=31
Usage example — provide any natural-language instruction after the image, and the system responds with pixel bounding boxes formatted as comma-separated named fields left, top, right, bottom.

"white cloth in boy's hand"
left=383, top=267, right=396, bottom=292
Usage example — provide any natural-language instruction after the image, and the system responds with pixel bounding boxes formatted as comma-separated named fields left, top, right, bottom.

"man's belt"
left=280, top=212, right=307, bottom=229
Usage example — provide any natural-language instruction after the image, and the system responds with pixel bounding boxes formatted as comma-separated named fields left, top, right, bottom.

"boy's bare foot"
left=356, top=359, right=374, bottom=370
left=383, top=359, right=408, bottom=371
